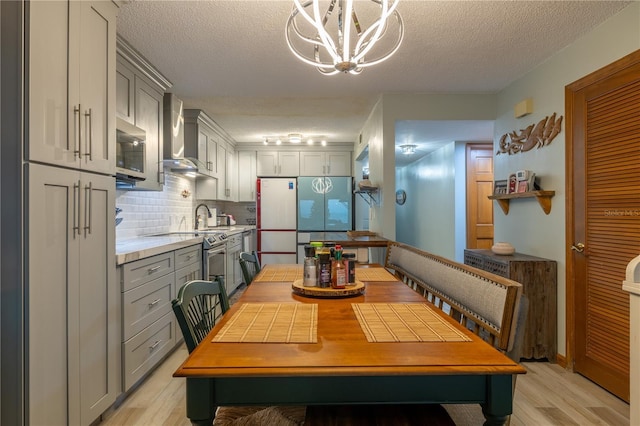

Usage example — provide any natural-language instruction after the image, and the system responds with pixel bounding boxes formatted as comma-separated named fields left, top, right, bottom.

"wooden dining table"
left=174, top=264, right=526, bottom=425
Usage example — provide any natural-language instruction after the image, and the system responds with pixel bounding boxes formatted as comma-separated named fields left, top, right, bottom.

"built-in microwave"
left=116, top=117, right=146, bottom=182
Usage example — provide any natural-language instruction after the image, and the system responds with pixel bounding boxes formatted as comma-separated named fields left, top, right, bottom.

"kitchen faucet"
left=194, top=203, right=212, bottom=230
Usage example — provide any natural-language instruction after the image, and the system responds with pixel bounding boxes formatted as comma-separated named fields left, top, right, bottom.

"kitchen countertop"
left=116, top=225, right=256, bottom=265
left=303, top=232, right=390, bottom=248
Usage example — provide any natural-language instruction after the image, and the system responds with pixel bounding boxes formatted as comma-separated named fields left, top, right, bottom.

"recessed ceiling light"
left=399, top=144, right=417, bottom=155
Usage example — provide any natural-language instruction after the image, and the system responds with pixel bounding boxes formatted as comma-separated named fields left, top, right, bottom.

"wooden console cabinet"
left=464, top=249, right=557, bottom=361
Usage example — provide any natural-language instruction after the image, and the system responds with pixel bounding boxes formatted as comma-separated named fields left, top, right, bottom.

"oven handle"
left=206, top=245, right=227, bottom=256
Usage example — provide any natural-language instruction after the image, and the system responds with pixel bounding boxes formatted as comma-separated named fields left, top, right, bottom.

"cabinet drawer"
left=175, top=262, right=202, bottom=292
left=122, top=252, right=174, bottom=291
left=122, top=272, right=174, bottom=341
left=122, top=312, right=176, bottom=391
left=175, top=244, right=202, bottom=270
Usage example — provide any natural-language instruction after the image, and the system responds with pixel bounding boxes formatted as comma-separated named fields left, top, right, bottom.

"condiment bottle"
left=303, top=245, right=317, bottom=287
left=343, top=252, right=356, bottom=284
left=318, top=253, right=332, bottom=288
left=331, top=246, right=346, bottom=289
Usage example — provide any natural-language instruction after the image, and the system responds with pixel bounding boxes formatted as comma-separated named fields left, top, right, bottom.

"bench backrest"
left=385, top=241, right=522, bottom=352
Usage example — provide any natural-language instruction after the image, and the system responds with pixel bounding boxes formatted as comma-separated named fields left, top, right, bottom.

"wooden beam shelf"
left=488, top=190, right=555, bottom=215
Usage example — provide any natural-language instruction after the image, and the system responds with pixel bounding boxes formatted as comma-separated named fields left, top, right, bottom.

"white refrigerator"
left=256, top=178, right=298, bottom=264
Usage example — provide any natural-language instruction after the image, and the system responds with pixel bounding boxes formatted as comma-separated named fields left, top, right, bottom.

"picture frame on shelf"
left=517, top=180, right=528, bottom=193
left=508, top=174, right=518, bottom=194
left=493, top=179, right=508, bottom=195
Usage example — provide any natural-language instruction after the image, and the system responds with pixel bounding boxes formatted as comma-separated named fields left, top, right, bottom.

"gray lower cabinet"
left=119, top=244, right=201, bottom=391
left=27, top=163, right=118, bottom=426
left=226, top=234, right=244, bottom=294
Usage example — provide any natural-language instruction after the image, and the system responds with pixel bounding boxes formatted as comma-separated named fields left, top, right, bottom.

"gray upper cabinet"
left=184, top=109, right=218, bottom=177
left=29, top=0, right=117, bottom=175
left=116, top=36, right=172, bottom=190
left=237, top=151, right=257, bottom=201
left=299, top=151, right=351, bottom=176
left=257, top=151, right=300, bottom=176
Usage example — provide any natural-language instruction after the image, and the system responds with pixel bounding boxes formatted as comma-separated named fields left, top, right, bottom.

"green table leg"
left=186, top=378, right=215, bottom=425
left=481, top=375, right=513, bottom=426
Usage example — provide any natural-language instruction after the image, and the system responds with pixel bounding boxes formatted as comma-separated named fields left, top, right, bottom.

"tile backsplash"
left=115, top=173, right=257, bottom=240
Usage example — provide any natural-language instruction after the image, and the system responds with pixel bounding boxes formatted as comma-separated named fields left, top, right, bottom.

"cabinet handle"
left=278, top=165, right=282, bottom=174
left=73, top=105, right=81, bottom=158
left=84, top=108, right=93, bottom=160
left=148, top=265, right=162, bottom=274
left=149, top=340, right=161, bottom=351
left=327, top=165, right=330, bottom=174
left=83, top=182, right=92, bottom=235
left=148, top=298, right=161, bottom=308
left=73, top=181, right=81, bottom=238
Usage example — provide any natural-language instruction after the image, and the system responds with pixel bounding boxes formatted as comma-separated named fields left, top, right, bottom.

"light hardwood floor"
left=99, top=345, right=629, bottom=426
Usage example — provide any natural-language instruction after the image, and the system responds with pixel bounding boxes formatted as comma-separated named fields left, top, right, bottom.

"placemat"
left=212, top=303, right=317, bottom=343
left=355, top=267, right=398, bottom=282
left=352, top=303, right=472, bottom=343
left=253, top=266, right=303, bottom=282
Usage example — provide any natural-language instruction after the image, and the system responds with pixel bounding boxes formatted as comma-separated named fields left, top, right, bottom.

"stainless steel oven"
left=202, top=233, right=228, bottom=287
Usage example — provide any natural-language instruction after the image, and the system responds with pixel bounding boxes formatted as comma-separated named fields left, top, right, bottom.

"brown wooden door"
left=466, top=143, right=494, bottom=249
left=566, top=50, right=640, bottom=402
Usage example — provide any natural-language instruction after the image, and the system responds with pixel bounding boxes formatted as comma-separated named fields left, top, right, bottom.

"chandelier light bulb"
left=286, top=0, right=404, bottom=75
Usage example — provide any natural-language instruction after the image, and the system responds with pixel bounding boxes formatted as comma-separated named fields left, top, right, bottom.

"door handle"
left=571, top=242, right=585, bottom=253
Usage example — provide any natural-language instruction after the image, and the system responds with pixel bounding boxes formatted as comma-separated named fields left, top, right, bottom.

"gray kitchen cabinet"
left=27, top=163, right=118, bottom=426
left=116, top=37, right=172, bottom=190
left=299, top=151, right=351, bottom=176
left=185, top=109, right=218, bottom=177
left=217, top=144, right=227, bottom=197
left=226, top=233, right=244, bottom=294
left=217, top=144, right=238, bottom=201
left=28, top=0, right=117, bottom=175
left=238, top=151, right=257, bottom=201
left=120, top=251, right=177, bottom=391
left=120, top=244, right=201, bottom=391
left=226, top=147, right=238, bottom=201
left=257, top=151, right=300, bottom=176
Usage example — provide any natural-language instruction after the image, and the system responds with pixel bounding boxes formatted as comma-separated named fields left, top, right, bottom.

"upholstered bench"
left=384, top=241, right=523, bottom=354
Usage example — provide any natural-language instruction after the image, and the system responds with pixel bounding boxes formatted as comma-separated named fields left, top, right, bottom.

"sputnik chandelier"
left=285, top=0, right=404, bottom=75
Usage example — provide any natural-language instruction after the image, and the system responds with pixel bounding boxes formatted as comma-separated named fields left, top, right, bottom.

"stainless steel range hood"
left=162, top=93, right=208, bottom=175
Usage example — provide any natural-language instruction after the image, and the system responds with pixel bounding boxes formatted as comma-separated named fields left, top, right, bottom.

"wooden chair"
left=172, top=278, right=230, bottom=352
left=239, top=251, right=261, bottom=285
left=173, top=280, right=306, bottom=425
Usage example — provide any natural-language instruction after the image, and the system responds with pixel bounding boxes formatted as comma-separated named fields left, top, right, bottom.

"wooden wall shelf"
left=488, top=190, right=555, bottom=215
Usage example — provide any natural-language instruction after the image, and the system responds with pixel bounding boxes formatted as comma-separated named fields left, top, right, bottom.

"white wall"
left=493, top=2, right=640, bottom=357
left=115, top=174, right=196, bottom=239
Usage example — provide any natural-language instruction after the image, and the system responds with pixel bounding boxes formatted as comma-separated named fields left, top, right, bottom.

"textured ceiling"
left=117, top=0, right=629, bottom=164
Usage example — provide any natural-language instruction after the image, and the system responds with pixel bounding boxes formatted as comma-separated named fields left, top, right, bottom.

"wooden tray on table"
left=292, top=279, right=365, bottom=298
